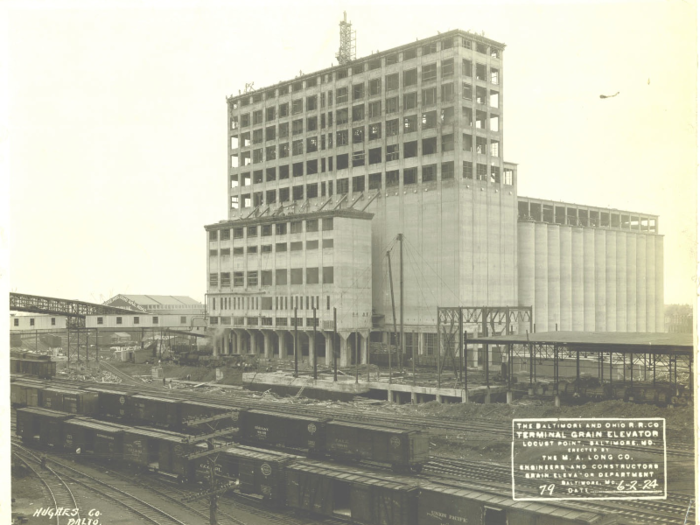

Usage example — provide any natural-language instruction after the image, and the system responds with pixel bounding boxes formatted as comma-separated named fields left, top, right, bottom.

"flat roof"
left=227, top=28, right=504, bottom=106
left=469, top=331, right=693, bottom=355
left=518, top=196, right=659, bottom=219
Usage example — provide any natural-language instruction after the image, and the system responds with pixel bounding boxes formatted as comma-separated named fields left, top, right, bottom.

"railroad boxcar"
left=15, top=358, right=56, bottom=379
left=324, top=421, right=429, bottom=472
left=41, top=387, right=98, bottom=415
left=218, top=446, right=296, bottom=506
left=130, top=395, right=182, bottom=429
left=155, top=430, right=198, bottom=480
left=239, top=409, right=328, bottom=454
left=16, top=407, right=75, bottom=450
left=285, top=461, right=418, bottom=524
left=416, top=482, right=622, bottom=525
left=84, top=387, right=139, bottom=421
left=122, top=426, right=162, bottom=469
left=62, top=418, right=125, bottom=459
left=10, top=381, right=45, bottom=406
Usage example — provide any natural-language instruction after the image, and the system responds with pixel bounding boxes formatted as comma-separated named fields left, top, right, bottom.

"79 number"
left=539, top=484, right=555, bottom=496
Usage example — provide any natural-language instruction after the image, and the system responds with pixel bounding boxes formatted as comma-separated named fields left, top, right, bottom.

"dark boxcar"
left=41, top=388, right=72, bottom=411
left=225, top=446, right=296, bottom=505
left=122, top=427, right=162, bottom=468
left=63, top=391, right=99, bottom=416
left=16, top=407, right=75, bottom=449
left=154, top=429, right=197, bottom=480
left=11, top=382, right=27, bottom=405
left=181, top=401, right=245, bottom=432
left=23, top=383, right=43, bottom=407
left=417, top=482, right=621, bottom=525
left=324, top=421, right=429, bottom=472
left=18, top=359, right=56, bottom=379
left=240, top=409, right=327, bottom=453
left=62, top=418, right=124, bottom=459
left=285, top=461, right=418, bottom=525
left=84, top=387, right=137, bottom=420
left=130, top=395, right=182, bottom=429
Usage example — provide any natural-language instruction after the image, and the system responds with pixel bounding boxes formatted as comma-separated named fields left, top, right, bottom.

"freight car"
left=10, top=358, right=56, bottom=379
left=15, top=408, right=624, bottom=525
left=324, top=420, right=429, bottom=473
left=13, top=381, right=430, bottom=472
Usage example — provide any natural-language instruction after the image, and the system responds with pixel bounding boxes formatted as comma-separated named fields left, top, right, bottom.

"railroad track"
left=12, top=447, right=81, bottom=525
left=12, top=438, right=192, bottom=525
left=426, top=456, right=695, bottom=525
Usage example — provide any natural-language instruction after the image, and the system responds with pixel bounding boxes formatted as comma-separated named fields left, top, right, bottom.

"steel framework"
left=436, top=306, right=533, bottom=395
left=10, top=292, right=139, bottom=328
left=336, top=11, right=356, bottom=65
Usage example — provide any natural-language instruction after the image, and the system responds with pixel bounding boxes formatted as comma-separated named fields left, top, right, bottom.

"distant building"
left=104, top=295, right=205, bottom=315
left=10, top=313, right=67, bottom=331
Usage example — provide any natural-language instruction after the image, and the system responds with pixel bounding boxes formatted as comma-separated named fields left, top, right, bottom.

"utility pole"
left=333, top=308, right=338, bottom=382
left=294, top=307, right=298, bottom=377
left=312, top=308, right=317, bottom=380
left=387, top=250, right=398, bottom=385
left=182, top=410, right=239, bottom=525
left=398, top=233, right=404, bottom=372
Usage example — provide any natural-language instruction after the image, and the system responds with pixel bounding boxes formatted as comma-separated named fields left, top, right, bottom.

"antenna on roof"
left=336, top=11, right=356, bottom=65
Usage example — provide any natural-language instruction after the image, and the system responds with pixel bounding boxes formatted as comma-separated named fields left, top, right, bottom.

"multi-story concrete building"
left=205, top=209, right=372, bottom=365
left=208, top=28, right=664, bottom=366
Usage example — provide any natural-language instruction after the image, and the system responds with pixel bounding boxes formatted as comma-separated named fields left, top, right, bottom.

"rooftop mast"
left=336, top=11, right=356, bottom=65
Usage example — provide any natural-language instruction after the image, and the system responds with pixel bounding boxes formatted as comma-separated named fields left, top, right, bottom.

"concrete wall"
left=517, top=222, right=664, bottom=332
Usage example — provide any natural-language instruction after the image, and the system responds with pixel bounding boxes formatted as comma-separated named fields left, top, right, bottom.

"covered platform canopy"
left=467, top=331, right=693, bottom=394
left=469, top=331, right=693, bottom=356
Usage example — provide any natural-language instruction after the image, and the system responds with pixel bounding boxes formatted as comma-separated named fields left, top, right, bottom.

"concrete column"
left=583, top=228, right=596, bottom=331
left=616, top=232, right=627, bottom=331
left=324, top=332, right=332, bottom=365
left=411, top=390, right=417, bottom=404
left=571, top=228, right=584, bottom=331
left=360, top=333, right=368, bottom=365
left=506, top=391, right=513, bottom=404
left=594, top=229, right=607, bottom=331
left=626, top=233, right=637, bottom=331
left=534, top=223, right=548, bottom=332
left=339, top=333, right=350, bottom=367
left=308, top=332, right=316, bottom=370
left=547, top=224, right=560, bottom=332
left=263, top=331, right=271, bottom=359
left=636, top=235, right=647, bottom=332
left=646, top=236, right=656, bottom=332
left=559, top=226, right=572, bottom=331
left=235, top=330, right=244, bottom=354
left=605, top=230, right=617, bottom=332
left=275, top=331, right=287, bottom=358
left=517, top=222, right=536, bottom=330
left=655, top=236, right=664, bottom=332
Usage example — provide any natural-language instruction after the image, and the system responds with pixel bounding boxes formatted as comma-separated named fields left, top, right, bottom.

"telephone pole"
left=182, top=410, right=240, bottom=525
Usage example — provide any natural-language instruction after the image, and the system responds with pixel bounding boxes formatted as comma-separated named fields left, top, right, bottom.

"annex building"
left=204, top=29, right=663, bottom=366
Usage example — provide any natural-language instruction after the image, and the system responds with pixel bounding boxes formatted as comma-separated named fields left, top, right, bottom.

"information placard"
left=511, top=418, right=666, bottom=500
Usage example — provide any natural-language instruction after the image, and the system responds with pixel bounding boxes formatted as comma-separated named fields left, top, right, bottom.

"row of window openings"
left=233, top=75, right=499, bottom=131
left=234, top=132, right=498, bottom=187
left=95, top=316, right=188, bottom=325
left=234, top=89, right=498, bottom=148
left=210, top=316, right=321, bottom=327
left=209, top=218, right=333, bottom=242
left=232, top=112, right=498, bottom=168
left=210, top=267, right=334, bottom=288
left=14, top=318, right=57, bottom=327
left=212, top=295, right=328, bottom=312
left=233, top=54, right=499, bottom=115
left=518, top=203, right=657, bottom=231
left=210, top=238, right=334, bottom=256
left=231, top=163, right=511, bottom=210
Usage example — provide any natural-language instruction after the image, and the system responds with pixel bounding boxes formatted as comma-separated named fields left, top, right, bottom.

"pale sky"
left=3, top=0, right=697, bottom=306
